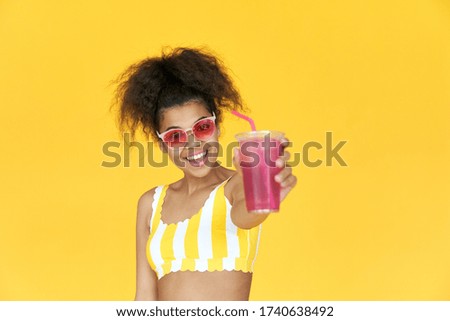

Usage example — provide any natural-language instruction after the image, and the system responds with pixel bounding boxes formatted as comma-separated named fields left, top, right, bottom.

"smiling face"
left=157, top=100, right=220, bottom=177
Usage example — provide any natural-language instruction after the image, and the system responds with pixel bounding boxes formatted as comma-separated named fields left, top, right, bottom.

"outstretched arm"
left=230, top=138, right=297, bottom=229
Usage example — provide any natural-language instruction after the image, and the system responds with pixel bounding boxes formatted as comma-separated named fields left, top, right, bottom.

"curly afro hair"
left=111, top=47, right=246, bottom=141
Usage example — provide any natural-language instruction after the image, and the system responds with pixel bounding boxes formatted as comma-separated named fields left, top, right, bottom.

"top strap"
left=151, top=176, right=233, bottom=231
left=221, top=175, right=233, bottom=187
left=150, top=185, right=168, bottom=233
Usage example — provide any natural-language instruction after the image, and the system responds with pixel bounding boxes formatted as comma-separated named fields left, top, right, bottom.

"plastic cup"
left=235, top=130, right=285, bottom=213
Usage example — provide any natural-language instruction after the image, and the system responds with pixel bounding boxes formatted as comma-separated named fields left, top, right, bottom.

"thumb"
left=234, top=147, right=239, bottom=159
left=233, top=148, right=242, bottom=174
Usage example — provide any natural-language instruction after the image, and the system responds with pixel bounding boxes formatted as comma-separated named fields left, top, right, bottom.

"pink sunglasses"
left=156, top=113, right=216, bottom=148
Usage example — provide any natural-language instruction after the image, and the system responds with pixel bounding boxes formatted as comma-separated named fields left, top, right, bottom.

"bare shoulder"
left=138, top=187, right=157, bottom=207
left=137, top=187, right=158, bottom=229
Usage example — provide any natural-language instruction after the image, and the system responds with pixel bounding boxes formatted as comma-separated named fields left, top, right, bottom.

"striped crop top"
left=146, top=178, right=262, bottom=280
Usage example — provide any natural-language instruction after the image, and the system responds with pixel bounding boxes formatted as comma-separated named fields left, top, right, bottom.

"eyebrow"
left=162, top=115, right=208, bottom=132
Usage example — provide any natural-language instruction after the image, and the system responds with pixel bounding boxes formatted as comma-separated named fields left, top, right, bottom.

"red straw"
left=231, top=110, right=256, bottom=131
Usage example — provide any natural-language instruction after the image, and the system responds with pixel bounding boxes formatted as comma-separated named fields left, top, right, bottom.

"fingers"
left=280, top=174, right=297, bottom=188
left=277, top=136, right=298, bottom=200
left=275, top=150, right=290, bottom=168
left=274, top=166, right=292, bottom=184
left=280, top=137, right=290, bottom=150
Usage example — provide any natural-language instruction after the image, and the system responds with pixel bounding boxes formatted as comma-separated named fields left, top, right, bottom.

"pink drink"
left=236, top=131, right=284, bottom=213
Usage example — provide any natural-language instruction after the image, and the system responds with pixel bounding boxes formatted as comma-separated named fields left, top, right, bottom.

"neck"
left=180, top=164, right=228, bottom=195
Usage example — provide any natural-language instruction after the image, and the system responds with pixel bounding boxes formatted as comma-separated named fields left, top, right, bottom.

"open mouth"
left=184, top=149, right=209, bottom=167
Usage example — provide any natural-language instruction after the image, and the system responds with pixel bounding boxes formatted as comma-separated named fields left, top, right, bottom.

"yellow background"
left=1, top=0, right=449, bottom=300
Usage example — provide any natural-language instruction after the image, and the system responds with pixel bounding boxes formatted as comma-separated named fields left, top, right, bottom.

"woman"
left=113, top=47, right=297, bottom=300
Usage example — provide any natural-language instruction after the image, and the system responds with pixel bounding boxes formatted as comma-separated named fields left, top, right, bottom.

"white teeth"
left=186, top=151, right=206, bottom=161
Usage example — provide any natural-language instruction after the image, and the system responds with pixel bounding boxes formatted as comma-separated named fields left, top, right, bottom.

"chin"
left=184, top=166, right=212, bottom=178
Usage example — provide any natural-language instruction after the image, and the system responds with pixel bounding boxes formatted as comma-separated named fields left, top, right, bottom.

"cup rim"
left=235, top=130, right=285, bottom=141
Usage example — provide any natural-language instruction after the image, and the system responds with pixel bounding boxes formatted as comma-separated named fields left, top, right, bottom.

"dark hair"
left=111, top=47, right=246, bottom=140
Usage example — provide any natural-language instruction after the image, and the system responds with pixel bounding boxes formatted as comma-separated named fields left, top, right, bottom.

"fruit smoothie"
left=236, top=131, right=284, bottom=213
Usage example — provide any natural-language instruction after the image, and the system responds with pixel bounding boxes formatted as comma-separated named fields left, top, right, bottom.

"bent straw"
left=231, top=110, right=256, bottom=131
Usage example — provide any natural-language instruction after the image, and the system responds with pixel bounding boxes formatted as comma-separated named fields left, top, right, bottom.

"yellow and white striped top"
left=146, top=178, right=262, bottom=280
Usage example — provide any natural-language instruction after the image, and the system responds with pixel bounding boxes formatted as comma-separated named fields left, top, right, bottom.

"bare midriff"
left=157, top=270, right=253, bottom=301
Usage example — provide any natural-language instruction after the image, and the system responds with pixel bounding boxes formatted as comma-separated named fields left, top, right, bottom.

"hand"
left=232, top=147, right=243, bottom=176
left=274, top=137, right=297, bottom=202
left=233, top=137, right=297, bottom=203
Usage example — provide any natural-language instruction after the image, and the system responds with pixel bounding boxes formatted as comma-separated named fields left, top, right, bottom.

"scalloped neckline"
left=158, top=182, right=222, bottom=226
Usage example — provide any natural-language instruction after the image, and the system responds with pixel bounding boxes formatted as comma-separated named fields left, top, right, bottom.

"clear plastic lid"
left=235, top=130, right=284, bottom=142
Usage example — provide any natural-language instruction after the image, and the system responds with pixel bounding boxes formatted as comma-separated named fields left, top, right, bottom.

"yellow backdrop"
left=0, top=0, right=449, bottom=300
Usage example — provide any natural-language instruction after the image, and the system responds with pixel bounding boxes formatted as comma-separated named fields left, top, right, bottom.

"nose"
left=185, top=130, right=201, bottom=148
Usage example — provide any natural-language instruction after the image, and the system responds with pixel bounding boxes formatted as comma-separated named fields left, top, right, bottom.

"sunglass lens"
left=193, top=119, right=215, bottom=140
left=163, top=130, right=187, bottom=148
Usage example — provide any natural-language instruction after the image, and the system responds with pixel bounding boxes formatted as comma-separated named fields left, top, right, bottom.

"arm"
left=230, top=140, right=297, bottom=230
left=230, top=175, right=271, bottom=229
left=134, top=189, right=158, bottom=301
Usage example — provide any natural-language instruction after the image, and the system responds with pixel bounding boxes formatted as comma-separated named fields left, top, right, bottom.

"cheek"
left=209, top=128, right=219, bottom=141
left=210, top=133, right=219, bottom=142
left=166, top=148, right=182, bottom=162
left=204, top=132, right=219, bottom=146
left=203, top=135, right=220, bottom=155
